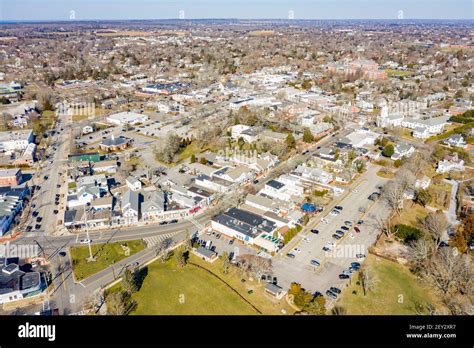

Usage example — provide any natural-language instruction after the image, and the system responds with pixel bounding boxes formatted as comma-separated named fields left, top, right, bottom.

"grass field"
left=384, top=69, right=415, bottom=77
left=70, top=240, right=145, bottom=281
left=131, top=255, right=259, bottom=315
left=126, top=254, right=294, bottom=315
left=337, top=254, right=443, bottom=315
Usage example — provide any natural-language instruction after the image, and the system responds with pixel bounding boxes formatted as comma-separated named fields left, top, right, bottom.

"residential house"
left=436, top=153, right=465, bottom=173
left=121, top=189, right=141, bottom=224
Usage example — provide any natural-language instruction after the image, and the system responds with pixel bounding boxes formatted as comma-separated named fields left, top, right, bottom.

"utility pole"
left=83, top=207, right=96, bottom=262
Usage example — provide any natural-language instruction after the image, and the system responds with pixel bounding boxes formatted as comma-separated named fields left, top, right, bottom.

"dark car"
left=339, top=274, right=350, bottom=279
left=44, top=175, right=49, bottom=180
left=330, top=287, right=341, bottom=294
left=32, top=211, right=39, bottom=217
left=59, top=251, right=67, bottom=257
left=159, top=221, right=168, bottom=225
left=56, top=184, right=61, bottom=188
left=354, top=226, right=361, bottom=233
left=36, top=217, right=42, bottom=222
left=351, top=262, right=361, bottom=269
left=25, top=226, right=33, bottom=232
left=169, top=219, right=178, bottom=224
left=341, top=226, right=349, bottom=231
left=310, top=229, right=319, bottom=234
left=229, top=240, right=234, bottom=245
left=335, top=205, right=343, bottom=210
left=53, top=210, right=59, bottom=214
left=286, top=253, right=296, bottom=259
left=35, top=224, right=41, bottom=230
left=357, top=220, right=364, bottom=225
left=332, top=234, right=342, bottom=240
left=326, top=290, right=337, bottom=299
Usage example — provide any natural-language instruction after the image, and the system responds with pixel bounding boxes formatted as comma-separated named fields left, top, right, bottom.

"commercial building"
left=0, top=258, right=42, bottom=305
left=0, top=129, right=34, bottom=152
left=106, top=111, right=149, bottom=126
left=0, top=169, right=23, bottom=187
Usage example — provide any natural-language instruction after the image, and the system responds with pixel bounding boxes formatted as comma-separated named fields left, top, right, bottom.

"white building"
left=391, top=143, right=415, bottom=161
left=0, top=129, right=34, bottom=151
left=106, top=112, right=149, bottom=126
left=436, top=153, right=465, bottom=174
left=126, top=176, right=142, bottom=191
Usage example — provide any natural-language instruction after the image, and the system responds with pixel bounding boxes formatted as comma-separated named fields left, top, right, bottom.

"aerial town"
left=0, top=17, right=472, bottom=319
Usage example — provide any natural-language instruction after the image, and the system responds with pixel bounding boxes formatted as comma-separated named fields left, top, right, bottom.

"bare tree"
left=421, top=211, right=448, bottom=247
left=424, top=248, right=458, bottom=295
left=359, top=266, right=377, bottom=296
left=236, top=254, right=272, bottom=279
left=407, top=238, right=437, bottom=268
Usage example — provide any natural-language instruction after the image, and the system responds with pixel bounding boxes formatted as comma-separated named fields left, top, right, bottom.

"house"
left=0, top=169, right=22, bottom=187
left=415, top=175, right=431, bottom=190
left=91, top=196, right=113, bottom=211
left=106, top=111, right=149, bottom=126
left=293, top=164, right=333, bottom=185
left=99, top=135, right=131, bottom=152
left=0, top=259, right=41, bottom=305
left=260, top=130, right=288, bottom=143
left=265, top=283, right=285, bottom=299
left=194, top=174, right=232, bottom=193
left=121, top=189, right=140, bottom=224
left=92, top=160, right=118, bottom=174
left=391, top=143, right=415, bottom=161
left=141, top=190, right=166, bottom=221
left=436, top=153, right=465, bottom=173
left=443, top=134, right=467, bottom=149
left=126, top=176, right=142, bottom=191
left=412, top=127, right=430, bottom=139
left=212, top=166, right=253, bottom=184
left=192, top=246, right=218, bottom=263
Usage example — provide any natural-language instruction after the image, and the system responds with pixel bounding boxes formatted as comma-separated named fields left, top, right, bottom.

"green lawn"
left=70, top=240, right=145, bottom=281
left=177, top=141, right=202, bottom=162
left=131, top=255, right=259, bottom=315
left=337, top=254, right=443, bottom=315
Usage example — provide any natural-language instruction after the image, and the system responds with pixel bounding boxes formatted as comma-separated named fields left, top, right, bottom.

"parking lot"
left=270, top=164, right=390, bottom=300
left=196, top=231, right=258, bottom=261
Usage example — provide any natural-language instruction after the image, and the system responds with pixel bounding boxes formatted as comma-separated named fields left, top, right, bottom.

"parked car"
left=35, top=224, right=41, bottom=230
left=339, top=274, right=350, bottom=279
left=59, top=251, right=67, bottom=257
left=344, top=221, right=352, bottom=226
left=326, top=290, right=337, bottom=299
left=286, top=253, right=296, bottom=259
left=53, top=210, right=59, bottom=214
left=356, top=253, right=366, bottom=259
left=310, top=259, right=320, bottom=267
left=229, top=240, right=234, bottom=245
left=169, top=219, right=178, bottom=224
left=332, top=234, right=342, bottom=240
left=330, top=287, right=341, bottom=294
left=80, top=239, right=91, bottom=244
left=25, top=225, right=33, bottom=232
left=310, top=229, right=319, bottom=234
left=357, top=220, right=364, bottom=225
left=335, top=205, right=343, bottom=210
left=341, top=226, right=349, bottom=231
left=292, top=248, right=301, bottom=254
left=354, top=227, right=361, bottom=233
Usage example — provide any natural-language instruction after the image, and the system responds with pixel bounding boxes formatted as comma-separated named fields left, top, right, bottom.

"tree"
left=190, top=154, right=196, bottom=163
left=106, top=290, right=135, bottom=315
left=286, top=133, right=296, bottom=149
left=359, top=266, right=377, bottom=296
left=121, top=268, right=138, bottom=294
left=303, top=295, right=326, bottom=315
left=302, top=128, right=314, bottom=143
left=222, top=251, right=230, bottom=274
left=408, top=238, right=437, bottom=269
left=382, top=143, right=394, bottom=157
left=414, top=189, right=431, bottom=207
left=422, top=211, right=448, bottom=247
left=175, top=246, right=187, bottom=268
left=199, top=157, right=207, bottom=164
left=451, top=214, right=474, bottom=253
left=331, top=305, right=347, bottom=315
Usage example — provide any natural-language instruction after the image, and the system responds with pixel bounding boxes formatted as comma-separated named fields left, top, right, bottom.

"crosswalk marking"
left=143, top=233, right=176, bottom=248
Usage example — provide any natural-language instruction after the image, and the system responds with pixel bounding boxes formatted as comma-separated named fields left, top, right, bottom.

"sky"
left=0, top=0, right=472, bottom=21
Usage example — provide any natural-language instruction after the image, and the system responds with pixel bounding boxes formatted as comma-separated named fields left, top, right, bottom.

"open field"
left=126, top=254, right=294, bottom=315
left=337, top=254, right=444, bottom=315
left=70, top=240, right=145, bottom=281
